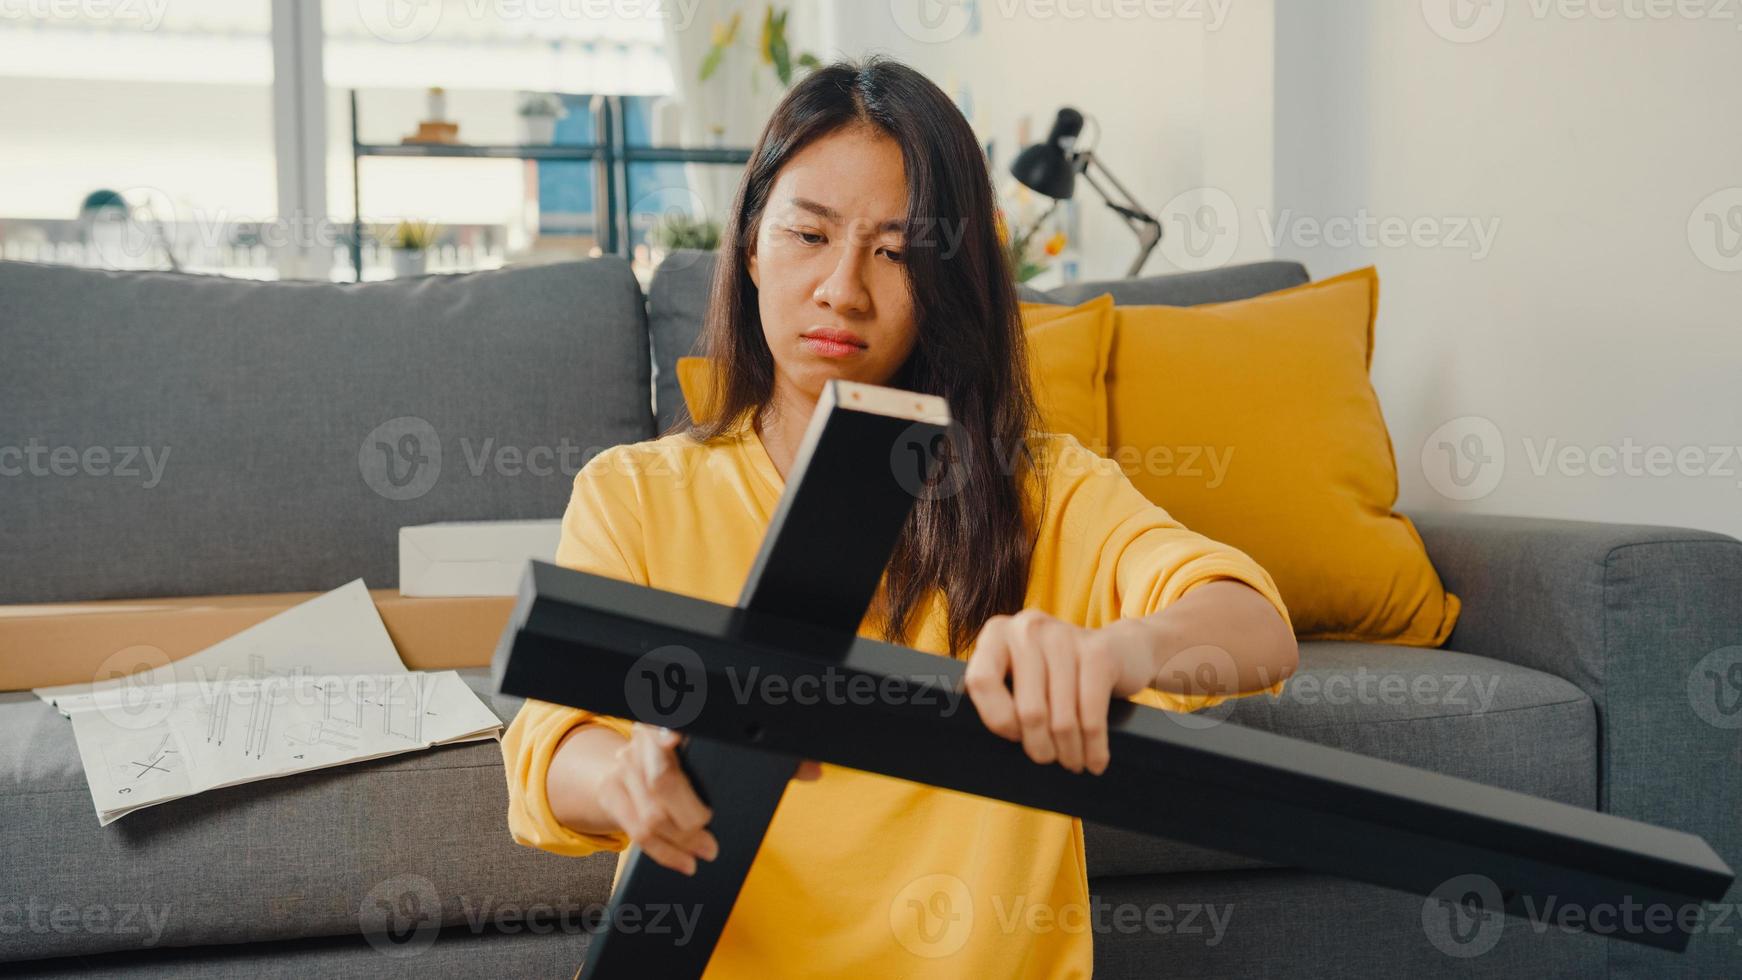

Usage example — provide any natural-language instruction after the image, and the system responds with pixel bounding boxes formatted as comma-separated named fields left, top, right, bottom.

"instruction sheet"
left=35, top=580, right=504, bottom=825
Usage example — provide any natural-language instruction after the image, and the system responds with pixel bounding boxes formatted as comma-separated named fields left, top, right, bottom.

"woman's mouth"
left=800, top=336, right=864, bottom=358
left=800, top=329, right=868, bottom=358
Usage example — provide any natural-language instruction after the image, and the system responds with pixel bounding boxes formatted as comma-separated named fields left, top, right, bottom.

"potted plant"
left=387, top=220, right=438, bottom=277
left=699, top=4, right=821, bottom=91
left=997, top=206, right=1068, bottom=284
left=648, top=212, right=722, bottom=253
left=518, top=93, right=567, bottom=145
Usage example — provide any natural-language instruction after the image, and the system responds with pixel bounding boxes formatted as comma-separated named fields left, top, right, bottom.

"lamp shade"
left=1011, top=142, right=1075, bottom=200
left=1010, top=107, right=1086, bottom=200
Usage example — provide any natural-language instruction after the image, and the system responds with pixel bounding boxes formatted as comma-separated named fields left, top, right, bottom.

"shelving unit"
left=347, top=90, right=752, bottom=280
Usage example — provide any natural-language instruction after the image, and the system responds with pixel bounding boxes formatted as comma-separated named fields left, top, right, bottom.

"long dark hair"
left=676, top=56, right=1046, bottom=660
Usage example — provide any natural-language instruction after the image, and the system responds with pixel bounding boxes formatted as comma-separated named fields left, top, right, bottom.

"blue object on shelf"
left=537, top=95, right=688, bottom=245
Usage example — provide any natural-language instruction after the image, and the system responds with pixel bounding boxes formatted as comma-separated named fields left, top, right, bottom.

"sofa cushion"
left=1044, top=259, right=1309, bottom=307
left=5, top=923, right=596, bottom=979
left=0, top=259, right=655, bottom=605
left=1083, top=640, right=1596, bottom=878
left=1105, top=267, right=1459, bottom=645
left=0, top=670, right=618, bottom=963
left=646, top=250, right=715, bottom=435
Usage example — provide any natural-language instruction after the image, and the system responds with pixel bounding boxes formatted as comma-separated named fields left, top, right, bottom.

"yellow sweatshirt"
left=501, top=422, right=1290, bottom=979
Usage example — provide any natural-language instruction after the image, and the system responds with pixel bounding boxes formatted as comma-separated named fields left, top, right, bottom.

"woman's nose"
left=812, top=248, right=872, bottom=315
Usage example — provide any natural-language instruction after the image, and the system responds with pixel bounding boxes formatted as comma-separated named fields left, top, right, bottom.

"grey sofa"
left=2, top=254, right=1736, bottom=978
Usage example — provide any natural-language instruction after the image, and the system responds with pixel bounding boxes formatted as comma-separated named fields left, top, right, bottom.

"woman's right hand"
left=594, top=723, right=823, bottom=875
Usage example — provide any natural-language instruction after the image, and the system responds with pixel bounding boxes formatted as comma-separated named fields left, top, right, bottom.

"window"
left=324, top=0, right=677, bottom=280
left=0, top=1, right=279, bottom=276
left=0, top=0, right=698, bottom=281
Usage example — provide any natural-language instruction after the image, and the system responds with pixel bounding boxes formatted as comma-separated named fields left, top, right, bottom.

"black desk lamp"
left=1011, top=108, right=1162, bottom=277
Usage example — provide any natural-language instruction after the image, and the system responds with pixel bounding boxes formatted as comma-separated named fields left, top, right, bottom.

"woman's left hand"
left=963, top=609, right=1157, bottom=776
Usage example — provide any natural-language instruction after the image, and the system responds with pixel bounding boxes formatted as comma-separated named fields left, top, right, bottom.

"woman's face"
left=748, top=124, right=919, bottom=401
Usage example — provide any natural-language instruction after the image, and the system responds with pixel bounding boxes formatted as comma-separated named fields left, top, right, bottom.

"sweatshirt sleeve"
left=500, top=451, right=643, bottom=857
left=1040, top=435, right=1293, bottom=714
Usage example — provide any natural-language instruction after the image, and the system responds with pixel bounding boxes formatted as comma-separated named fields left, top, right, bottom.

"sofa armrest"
left=1411, top=511, right=1742, bottom=974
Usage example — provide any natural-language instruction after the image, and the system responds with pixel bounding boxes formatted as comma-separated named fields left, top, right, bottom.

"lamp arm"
left=1078, top=151, right=1163, bottom=277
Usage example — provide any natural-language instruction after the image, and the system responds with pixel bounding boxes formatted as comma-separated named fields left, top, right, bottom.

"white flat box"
left=398, top=520, right=562, bottom=597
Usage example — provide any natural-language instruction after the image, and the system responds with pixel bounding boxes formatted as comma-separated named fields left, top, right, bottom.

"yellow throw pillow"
left=1106, top=266, right=1459, bottom=646
left=1018, top=293, right=1116, bottom=450
left=677, top=293, right=1117, bottom=450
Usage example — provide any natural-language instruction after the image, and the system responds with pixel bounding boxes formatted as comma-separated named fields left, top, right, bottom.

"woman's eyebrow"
left=789, top=197, right=906, bottom=234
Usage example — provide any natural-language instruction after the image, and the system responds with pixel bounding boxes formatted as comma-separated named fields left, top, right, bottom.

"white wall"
left=826, top=0, right=1224, bottom=282
left=1275, top=1, right=1742, bottom=539
left=0, top=76, right=278, bottom=221
left=827, top=0, right=1742, bottom=539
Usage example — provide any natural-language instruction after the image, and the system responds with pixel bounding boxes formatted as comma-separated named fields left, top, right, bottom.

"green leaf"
left=796, top=52, right=822, bottom=71
left=770, top=31, right=792, bottom=86
left=698, top=42, right=725, bottom=82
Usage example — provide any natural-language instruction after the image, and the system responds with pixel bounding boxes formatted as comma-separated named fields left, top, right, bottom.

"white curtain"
left=658, top=0, right=826, bottom=220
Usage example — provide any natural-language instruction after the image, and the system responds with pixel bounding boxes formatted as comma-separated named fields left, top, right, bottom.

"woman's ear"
left=747, top=245, right=760, bottom=289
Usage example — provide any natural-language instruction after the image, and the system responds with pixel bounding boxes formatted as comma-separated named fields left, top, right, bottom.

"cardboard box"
left=0, top=589, right=514, bottom=692
left=399, top=520, right=562, bottom=597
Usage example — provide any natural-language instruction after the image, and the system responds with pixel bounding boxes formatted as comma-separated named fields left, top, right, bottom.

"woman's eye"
left=879, top=247, right=905, bottom=264
left=793, top=229, right=825, bottom=246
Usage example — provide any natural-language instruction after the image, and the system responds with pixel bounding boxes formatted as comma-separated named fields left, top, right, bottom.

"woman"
left=502, top=56, right=1298, bottom=978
